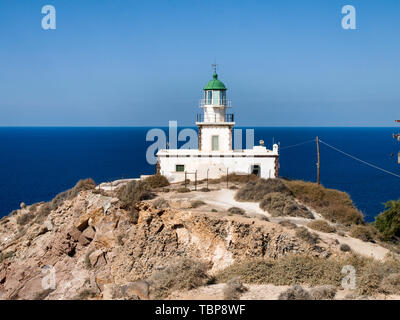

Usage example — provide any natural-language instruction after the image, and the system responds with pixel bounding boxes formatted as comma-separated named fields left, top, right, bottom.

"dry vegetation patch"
left=191, top=200, right=206, bottom=208
left=143, top=174, right=170, bottom=188
left=349, top=225, right=378, bottom=242
left=223, top=277, right=248, bottom=300
left=215, top=254, right=400, bottom=296
left=307, top=220, right=336, bottom=233
left=295, top=227, right=320, bottom=245
left=228, top=207, right=246, bottom=216
left=150, top=258, right=211, bottom=299
left=260, top=192, right=313, bottom=219
left=278, top=285, right=311, bottom=300
left=283, top=180, right=364, bottom=226
left=117, top=180, right=154, bottom=223
left=235, top=179, right=291, bottom=202
left=279, top=220, right=298, bottom=229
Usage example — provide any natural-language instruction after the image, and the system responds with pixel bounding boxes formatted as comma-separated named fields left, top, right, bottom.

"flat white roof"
left=157, top=146, right=278, bottom=157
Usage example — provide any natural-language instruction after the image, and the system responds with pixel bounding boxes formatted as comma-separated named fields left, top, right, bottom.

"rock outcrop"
left=0, top=188, right=337, bottom=300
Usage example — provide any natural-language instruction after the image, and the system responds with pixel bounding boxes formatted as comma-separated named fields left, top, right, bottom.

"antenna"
left=211, top=63, right=217, bottom=74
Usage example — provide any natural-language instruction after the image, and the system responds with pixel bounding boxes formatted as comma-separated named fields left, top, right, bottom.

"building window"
left=220, top=91, right=226, bottom=105
left=206, top=91, right=212, bottom=104
left=212, top=135, right=219, bottom=151
left=176, top=164, right=185, bottom=172
left=212, top=90, right=219, bottom=105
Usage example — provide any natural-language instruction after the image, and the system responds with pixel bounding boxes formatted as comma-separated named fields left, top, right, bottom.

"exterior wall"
left=203, top=106, right=226, bottom=122
left=157, top=149, right=279, bottom=183
left=200, top=126, right=232, bottom=152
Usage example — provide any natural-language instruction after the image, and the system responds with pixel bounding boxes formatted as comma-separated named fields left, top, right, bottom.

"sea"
left=1, top=127, right=399, bottom=222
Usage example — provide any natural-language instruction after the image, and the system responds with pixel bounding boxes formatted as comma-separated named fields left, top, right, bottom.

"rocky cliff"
left=0, top=182, right=341, bottom=300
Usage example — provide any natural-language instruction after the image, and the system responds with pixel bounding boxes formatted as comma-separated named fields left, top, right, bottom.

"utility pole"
left=316, top=136, right=320, bottom=185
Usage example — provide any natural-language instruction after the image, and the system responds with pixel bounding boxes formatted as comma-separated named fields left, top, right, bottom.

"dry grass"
left=228, top=207, right=246, bottom=215
left=16, top=213, right=33, bottom=226
left=340, top=244, right=351, bottom=252
left=34, top=203, right=52, bottom=224
left=307, top=220, right=336, bottom=233
left=380, top=273, right=400, bottom=294
left=295, top=227, right=320, bottom=245
left=215, top=255, right=342, bottom=287
left=221, top=173, right=259, bottom=184
left=215, top=254, right=400, bottom=296
left=283, top=180, right=364, bottom=226
left=260, top=192, right=313, bottom=219
left=117, top=180, right=154, bottom=224
left=309, top=285, right=337, bottom=300
left=223, top=277, right=248, bottom=300
left=143, top=174, right=170, bottom=188
left=278, top=285, right=311, bottom=300
left=349, top=225, right=378, bottom=242
left=51, top=178, right=96, bottom=211
left=153, top=198, right=170, bottom=209
left=279, top=220, right=298, bottom=229
left=150, top=258, right=211, bottom=299
left=235, top=179, right=291, bottom=202
left=191, top=200, right=206, bottom=208
left=117, top=180, right=154, bottom=208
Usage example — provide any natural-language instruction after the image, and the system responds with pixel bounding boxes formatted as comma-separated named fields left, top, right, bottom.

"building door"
left=251, top=165, right=260, bottom=177
left=212, top=135, right=219, bottom=151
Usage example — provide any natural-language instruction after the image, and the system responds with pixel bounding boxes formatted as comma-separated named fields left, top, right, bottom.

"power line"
left=280, top=139, right=315, bottom=150
left=319, top=139, right=400, bottom=179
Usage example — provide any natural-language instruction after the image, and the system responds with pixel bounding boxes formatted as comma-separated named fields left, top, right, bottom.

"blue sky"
left=0, top=0, right=399, bottom=126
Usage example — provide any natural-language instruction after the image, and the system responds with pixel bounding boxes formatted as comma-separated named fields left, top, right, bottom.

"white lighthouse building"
left=156, top=71, right=279, bottom=182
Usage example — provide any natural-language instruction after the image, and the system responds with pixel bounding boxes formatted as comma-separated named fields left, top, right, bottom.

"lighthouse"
left=197, top=71, right=234, bottom=152
left=156, top=69, right=279, bottom=182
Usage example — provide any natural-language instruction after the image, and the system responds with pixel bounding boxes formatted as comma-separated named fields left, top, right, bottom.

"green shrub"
left=177, top=187, right=190, bottom=193
left=235, top=179, right=291, bottom=202
left=260, top=192, right=313, bottom=219
left=295, top=227, right=319, bottom=245
left=200, top=187, right=210, bottom=192
left=143, top=174, right=170, bottom=188
left=211, top=209, right=218, bottom=213
left=150, top=258, right=211, bottom=299
left=307, top=220, right=336, bottom=233
left=375, top=200, right=400, bottom=241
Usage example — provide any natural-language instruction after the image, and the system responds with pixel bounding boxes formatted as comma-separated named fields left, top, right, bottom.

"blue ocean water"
left=1, top=127, right=399, bottom=222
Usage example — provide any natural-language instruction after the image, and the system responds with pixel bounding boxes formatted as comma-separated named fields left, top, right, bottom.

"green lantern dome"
left=204, top=73, right=227, bottom=90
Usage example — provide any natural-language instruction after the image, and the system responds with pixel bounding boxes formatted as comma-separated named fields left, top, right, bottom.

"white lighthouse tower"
left=196, top=70, right=234, bottom=152
left=156, top=69, right=279, bottom=182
